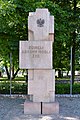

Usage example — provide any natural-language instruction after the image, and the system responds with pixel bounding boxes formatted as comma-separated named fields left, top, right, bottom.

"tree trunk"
left=5, top=65, right=10, bottom=79
left=12, top=68, right=20, bottom=79
left=58, top=69, right=62, bottom=78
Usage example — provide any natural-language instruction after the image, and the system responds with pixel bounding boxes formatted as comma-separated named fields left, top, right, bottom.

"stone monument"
left=19, top=8, right=59, bottom=114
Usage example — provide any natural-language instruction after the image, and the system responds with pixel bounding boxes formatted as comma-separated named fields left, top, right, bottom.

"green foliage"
left=72, top=83, right=80, bottom=94
left=0, top=0, right=80, bottom=77
left=56, top=84, right=70, bottom=94
left=56, top=83, right=80, bottom=94
left=1, top=81, right=80, bottom=94
left=0, top=81, right=27, bottom=94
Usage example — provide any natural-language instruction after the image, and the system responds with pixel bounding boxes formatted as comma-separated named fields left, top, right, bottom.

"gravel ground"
left=0, top=95, right=80, bottom=120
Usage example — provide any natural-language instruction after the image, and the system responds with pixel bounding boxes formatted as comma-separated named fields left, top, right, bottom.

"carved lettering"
left=29, top=46, right=44, bottom=49
left=38, top=50, right=50, bottom=54
left=22, top=45, right=50, bottom=59
left=32, top=54, right=40, bottom=58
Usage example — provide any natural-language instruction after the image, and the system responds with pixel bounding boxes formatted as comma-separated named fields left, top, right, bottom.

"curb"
left=0, top=94, right=80, bottom=98
left=56, top=94, right=80, bottom=98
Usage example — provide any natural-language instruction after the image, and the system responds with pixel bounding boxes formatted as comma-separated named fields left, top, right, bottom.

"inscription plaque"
left=19, top=41, right=52, bottom=69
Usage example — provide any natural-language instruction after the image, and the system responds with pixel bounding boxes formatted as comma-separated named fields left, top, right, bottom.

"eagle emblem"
left=37, top=18, right=45, bottom=27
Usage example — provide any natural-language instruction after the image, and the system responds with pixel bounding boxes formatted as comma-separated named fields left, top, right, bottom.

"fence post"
left=70, top=46, right=73, bottom=95
left=10, top=52, right=12, bottom=96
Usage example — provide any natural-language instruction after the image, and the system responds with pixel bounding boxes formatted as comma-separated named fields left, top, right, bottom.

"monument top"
left=28, top=8, right=54, bottom=41
left=29, top=8, right=49, bottom=16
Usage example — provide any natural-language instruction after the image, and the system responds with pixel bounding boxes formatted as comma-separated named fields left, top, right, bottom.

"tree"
left=0, top=0, right=80, bottom=80
left=49, top=0, right=80, bottom=79
left=0, top=0, right=23, bottom=79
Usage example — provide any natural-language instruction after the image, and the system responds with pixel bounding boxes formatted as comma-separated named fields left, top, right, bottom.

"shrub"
left=0, top=81, right=27, bottom=94
left=55, top=84, right=70, bottom=94
left=56, top=83, right=80, bottom=94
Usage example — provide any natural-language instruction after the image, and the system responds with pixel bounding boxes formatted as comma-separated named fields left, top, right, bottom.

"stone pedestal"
left=24, top=101, right=41, bottom=114
left=19, top=8, right=59, bottom=114
left=42, top=102, right=59, bottom=114
left=24, top=101, right=59, bottom=115
left=28, top=69, right=55, bottom=102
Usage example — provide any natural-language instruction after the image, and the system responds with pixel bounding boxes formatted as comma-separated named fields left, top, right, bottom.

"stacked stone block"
left=19, top=8, right=59, bottom=114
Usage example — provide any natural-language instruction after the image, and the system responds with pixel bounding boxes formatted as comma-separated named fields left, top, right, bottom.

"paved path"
left=0, top=96, right=80, bottom=120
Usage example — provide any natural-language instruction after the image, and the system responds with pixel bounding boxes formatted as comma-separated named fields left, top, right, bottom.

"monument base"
left=24, top=101, right=41, bottom=114
left=24, top=101, right=59, bottom=114
left=42, top=102, right=59, bottom=114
